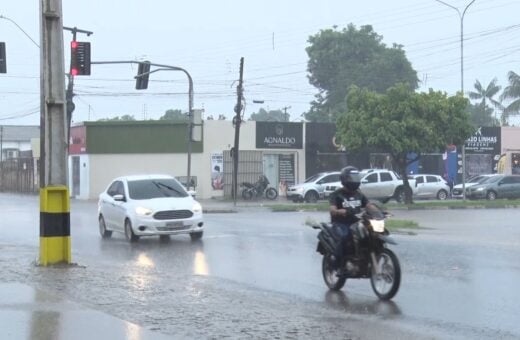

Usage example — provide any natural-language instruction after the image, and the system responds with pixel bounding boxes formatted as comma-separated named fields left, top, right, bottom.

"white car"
left=98, top=174, right=204, bottom=242
left=409, top=174, right=450, bottom=200
left=286, top=171, right=341, bottom=203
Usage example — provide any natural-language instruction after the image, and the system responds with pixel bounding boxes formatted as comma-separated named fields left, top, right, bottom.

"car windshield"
left=128, top=178, right=188, bottom=200
left=304, top=173, right=324, bottom=183
left=475, top=175, right=501, bottom=185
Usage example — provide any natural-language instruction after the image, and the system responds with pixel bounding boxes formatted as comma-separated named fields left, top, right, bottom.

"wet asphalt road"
left=1, top=193, right=520, bottom=339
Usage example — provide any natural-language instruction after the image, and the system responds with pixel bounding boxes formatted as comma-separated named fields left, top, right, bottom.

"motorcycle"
left=240, top=175, right=278, bottom=200
left=308, top=204, right=401, bottom=300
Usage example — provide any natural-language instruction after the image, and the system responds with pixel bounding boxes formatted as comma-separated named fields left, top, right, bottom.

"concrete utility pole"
left=39, top=0, right=71, bottom=266
left=232, top=58, right=244, bottom=206
left=282, top=106, right=291, bottom=122
left=434, top=0, right=476, bottom=200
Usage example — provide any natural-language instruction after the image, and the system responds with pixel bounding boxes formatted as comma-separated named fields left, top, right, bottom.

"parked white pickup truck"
left=324, top=169, right=417, bottom=203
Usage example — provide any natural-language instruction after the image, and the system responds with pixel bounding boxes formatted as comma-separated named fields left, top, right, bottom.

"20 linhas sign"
left=464, top=126, right=500, bottom=153
left=256, top=122, right=303, bottom=149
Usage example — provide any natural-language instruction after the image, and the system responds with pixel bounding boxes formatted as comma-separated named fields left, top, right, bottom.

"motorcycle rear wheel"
left=265, top=187, right=278, bottom=200
left=370, top=248, right=401, bottom=300
left=242, top=189, right=253, bottom=200
left=322, top=254, right=346, bottom=291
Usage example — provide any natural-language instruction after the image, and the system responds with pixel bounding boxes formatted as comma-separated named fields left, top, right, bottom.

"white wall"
left=75, top=120, right=307, bottom=200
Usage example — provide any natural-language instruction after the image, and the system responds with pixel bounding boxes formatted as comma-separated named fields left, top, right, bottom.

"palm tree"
left=501, top=71, right=520, bottom=125
left=468, top=78, right=501, bottom=124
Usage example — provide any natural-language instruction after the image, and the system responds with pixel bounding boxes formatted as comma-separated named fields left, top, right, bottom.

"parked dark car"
left=466, top=175, right=520, bottom=200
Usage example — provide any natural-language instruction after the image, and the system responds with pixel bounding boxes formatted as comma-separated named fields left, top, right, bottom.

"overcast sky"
left=1, top=0, right=519, bottom=125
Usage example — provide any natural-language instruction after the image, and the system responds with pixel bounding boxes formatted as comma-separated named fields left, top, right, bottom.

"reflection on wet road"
left=4, top=194, right=520, bottom=338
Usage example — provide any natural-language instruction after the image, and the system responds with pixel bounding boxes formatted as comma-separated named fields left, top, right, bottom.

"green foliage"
left=159, top=109, right=188, bottom=122
left=98, top=114, right=136, bottom=121
left=336, top=84, right=473, bottom=202
left=249, top=108, right=288, bottom=121
left=466, top=102, right=499, bottom=127
left=304, top=24, right=418, bottom=122
left=206, top=114, right=227, bottom=120
left=501, top=71, right=520, bottom=124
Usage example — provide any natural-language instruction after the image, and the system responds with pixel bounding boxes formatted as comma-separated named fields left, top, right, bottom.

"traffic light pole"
left=63, top=27, right=93, bottom=137
left=90, top=60, right=194, bottom=187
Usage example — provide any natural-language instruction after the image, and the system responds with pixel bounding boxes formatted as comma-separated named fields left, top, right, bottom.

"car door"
left=101, top=180, right=124, bottom=230
left=110, top=180, right=128, bottom=231
left=424, top=175, right=441, bottom=198
left=378, top=172, right=395, bottom=197
left=316, top=174, right=340, bottom=197
left=498, top=176, right=516, bottom=198
left=414, top=175, right=426, bottom=198
left=360, top=173, right=379, bottom=198
left=511, top=176, right=520, bottom=199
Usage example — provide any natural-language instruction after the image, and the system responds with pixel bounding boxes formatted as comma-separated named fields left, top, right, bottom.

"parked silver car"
left=286, top=171, right=340, bottom=203
left=408, top=174, right=450, bottom=200
left=451, top=174, right=495, bottom=199
left=466, top=174, right=520, bottom=200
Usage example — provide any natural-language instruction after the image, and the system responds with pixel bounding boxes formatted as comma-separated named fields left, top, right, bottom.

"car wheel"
left=124, top=219, right=139, bottom=243
left=437, top=189, right=448, bottom=200
left=486, top=191, right=497, bottom=200
left=305, top=191, right=318, bottom=203
left=394, top=188, right=405, bottom=203
left=98, top=215, right=112, bottom=239
left=190, top=231, right=203, bottom=241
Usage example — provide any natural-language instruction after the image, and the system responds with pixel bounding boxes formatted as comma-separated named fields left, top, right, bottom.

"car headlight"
left=295, top=187, right=304, bottom=193
left=135, top=206, right=153, bottom=216
left=192, top=202, right=202, bottom=213
left=475, top=187, right=485, bottom=192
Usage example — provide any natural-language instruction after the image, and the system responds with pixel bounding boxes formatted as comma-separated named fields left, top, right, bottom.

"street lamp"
left=434, top=0, right=476, bottom=200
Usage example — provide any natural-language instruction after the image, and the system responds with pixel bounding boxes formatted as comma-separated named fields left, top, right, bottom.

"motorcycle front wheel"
left=322, top=254, right=346, bottom=291
left=265, top=187, right=278, bottom=200
left=370, top=248, right=401, bottom=300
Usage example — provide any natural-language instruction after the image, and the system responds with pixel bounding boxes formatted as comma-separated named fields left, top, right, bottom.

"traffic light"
left=70, top=41, right=91, bottom=76
left=135, top=61, right=151, bottom=90
left=0, top=42, right=6, bottom=74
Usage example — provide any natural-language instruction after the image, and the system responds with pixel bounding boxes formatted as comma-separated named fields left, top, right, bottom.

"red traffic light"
left=70, top=41, right=91, bottom=76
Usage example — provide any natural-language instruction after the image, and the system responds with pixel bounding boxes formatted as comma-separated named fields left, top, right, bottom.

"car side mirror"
left=113, top=194, right=126, bottom=202
left=361, top=179, right=368, bottom=184
left=188, top=190, right=196, bottom=197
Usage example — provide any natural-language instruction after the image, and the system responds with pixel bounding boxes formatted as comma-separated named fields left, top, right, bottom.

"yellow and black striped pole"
left=39, top=186, right=71, bottom=266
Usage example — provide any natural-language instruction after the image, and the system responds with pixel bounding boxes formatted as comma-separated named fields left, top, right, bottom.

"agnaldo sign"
left=256, top=122, right=303, bottom=149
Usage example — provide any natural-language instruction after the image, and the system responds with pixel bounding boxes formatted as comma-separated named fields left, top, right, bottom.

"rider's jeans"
left=332, top=222, right=353, bottom=262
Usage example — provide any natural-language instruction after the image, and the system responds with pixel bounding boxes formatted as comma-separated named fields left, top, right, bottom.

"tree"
left=159, top=109, right=188, bottom=122
left=305, top=24, right=418, bottom=122
left=466, top=102, right=499, bottom=127
left=98, top=114, right=136, bottom=121
left=468, top=78, right=501, bottom=124
left=249, top=108, right=287, bottom=121
left=336, top=84, right=473, bottom=203
left=501, top=71, right=520, bottom=125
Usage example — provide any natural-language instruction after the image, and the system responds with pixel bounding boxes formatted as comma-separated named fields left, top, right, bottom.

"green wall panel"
left=84, top=121, right=203, bottom=154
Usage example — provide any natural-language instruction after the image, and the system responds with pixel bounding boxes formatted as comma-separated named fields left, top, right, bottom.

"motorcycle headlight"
left=192, top=201, right=202, bottom=213
left=370, top=219, right=385, bottom=233
left=135, top=206, right=153, bottom=216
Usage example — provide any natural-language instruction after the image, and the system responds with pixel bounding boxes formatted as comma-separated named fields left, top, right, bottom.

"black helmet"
left=340, top=166, right=361, bottom=191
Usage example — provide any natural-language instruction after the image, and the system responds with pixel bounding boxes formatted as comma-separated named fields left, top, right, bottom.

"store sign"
left=464, top=126, right=500, bottom=153
left=256, top=122, right=302, bottom=149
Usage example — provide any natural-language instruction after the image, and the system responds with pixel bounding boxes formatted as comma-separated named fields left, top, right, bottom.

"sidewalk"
left=0, top=283, right=176, bottom=340
left=197, top=196, right=293, bottom=213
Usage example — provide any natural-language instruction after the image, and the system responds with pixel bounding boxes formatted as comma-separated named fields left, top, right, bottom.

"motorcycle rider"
left=329, top=166, right=372, bottom=274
